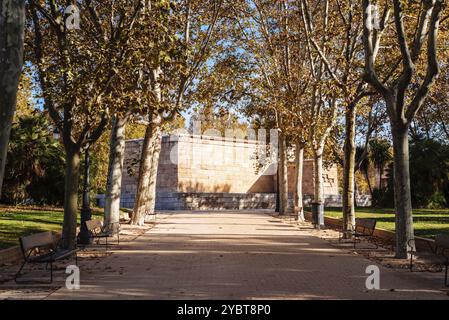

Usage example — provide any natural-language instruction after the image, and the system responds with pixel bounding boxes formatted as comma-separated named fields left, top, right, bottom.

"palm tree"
left=356, top=146, right=373, bottom=197
left=3, top=113, right=65, bottom=204
left=369, top=139, right=393, bottom=190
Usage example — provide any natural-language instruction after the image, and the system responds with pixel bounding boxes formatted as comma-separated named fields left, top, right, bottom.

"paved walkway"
left=25, top=212, right=449, bottom=299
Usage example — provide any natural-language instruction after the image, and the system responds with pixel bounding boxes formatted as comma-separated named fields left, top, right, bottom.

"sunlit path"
left=48, top=211, right=448, bottom=300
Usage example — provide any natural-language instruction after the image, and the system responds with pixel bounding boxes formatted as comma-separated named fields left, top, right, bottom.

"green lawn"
left=324, top=207, right=449, bottom=239
left=0, top=206, right=103, bottom=250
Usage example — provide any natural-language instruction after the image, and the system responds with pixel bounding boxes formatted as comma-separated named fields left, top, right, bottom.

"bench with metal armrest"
left=339, top=218, right=378, bottom=249
left=15, top=231, right=79, bottom=284
left=85, top=219, right=120, bottom=250
left=408, top=235, right=449, bottom=287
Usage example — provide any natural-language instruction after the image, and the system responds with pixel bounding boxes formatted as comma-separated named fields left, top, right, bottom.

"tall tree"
left=300, top=0, right=340, bottom=225
left=28, top=0, right=148, bottom=248
left=235, top=0, right=310, bottom=216
left=131, top=0, right=226, bottom=225
left=0, top=0, right=25, bottom=199
left=362, top=0, right=446, bottom=258
left=103, top=0, right=173, bottom=229
left=301, top=0, right=389, bottom=236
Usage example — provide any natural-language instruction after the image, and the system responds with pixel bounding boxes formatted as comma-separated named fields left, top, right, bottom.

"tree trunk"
left=144, top=128, right=162, bottom=222
left=392, top=123, right=415, bottom=259
left=104, top=115, right=127, bottom=231
left=313, top=148, right=324, bottom=204
left=62, top=146, right=81, bottom=249
left=378, top=166, right=383, bottom=190
left=278, top=132, right=288, bottom=215
left=313, top=147, right=325, bottom=226
left=294, top=142, right=305, bottom=221
left=0, top=0, right=25, bottom=199
left=364, top=170, right=373, bottom=197
left=131, top=65, right=163, bottom=225
left=342, top=103, right=356, bottom=238
left=275, top=168, right=280, bottom=213
left=131, top=122, right=158, bottom=226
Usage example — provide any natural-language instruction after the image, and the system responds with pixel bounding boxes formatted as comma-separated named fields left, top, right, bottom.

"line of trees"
left=0, top=1, right=448, bottom=259
left=227, top=0, right=448, bottom=259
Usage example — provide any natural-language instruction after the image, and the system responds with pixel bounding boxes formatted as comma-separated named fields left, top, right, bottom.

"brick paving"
left=4, top=211, right=449, bottom=300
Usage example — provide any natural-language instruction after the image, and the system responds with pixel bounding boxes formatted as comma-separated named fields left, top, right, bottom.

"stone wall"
left=97, top=193, right=365, bottom=211
left=175, top=135, right=276, bottom=193
left=155, top=192, right=276, bottom=211
left=115, top=134, right=341, bottom=210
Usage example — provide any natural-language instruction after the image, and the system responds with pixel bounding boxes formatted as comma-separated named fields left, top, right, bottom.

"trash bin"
left=311, top=202, right=324, bottom=229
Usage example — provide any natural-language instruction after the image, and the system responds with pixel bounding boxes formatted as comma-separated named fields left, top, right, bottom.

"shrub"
left=376, top=138, right=449, bottom=209
left=2, top=113, right=65, bottom=205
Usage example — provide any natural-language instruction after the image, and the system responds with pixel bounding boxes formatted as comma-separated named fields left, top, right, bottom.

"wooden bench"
left=339, top=218, right=377, bottom=249
left=85, top=219, right=120, bottom=250
left=409, top=235, right=449, bottom=287
left=15, top=231, right=79, bottom=283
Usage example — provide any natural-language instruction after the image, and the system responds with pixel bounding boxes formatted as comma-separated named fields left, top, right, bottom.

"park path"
left=47, top=211, right=447, bottom=300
